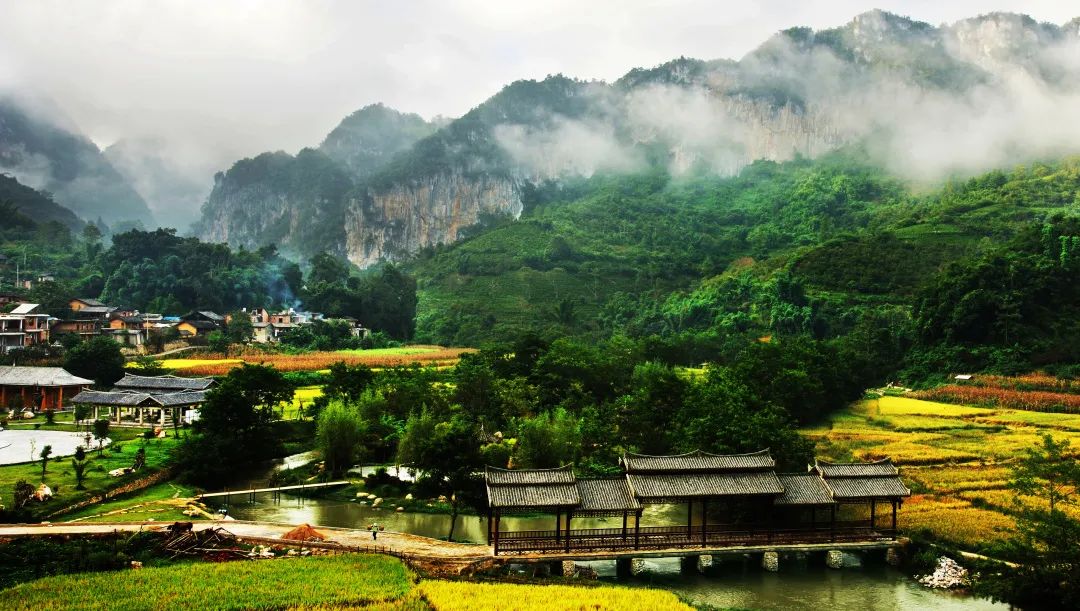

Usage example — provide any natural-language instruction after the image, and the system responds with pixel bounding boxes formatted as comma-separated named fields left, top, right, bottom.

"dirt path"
left=0, top=520, right=491, bottom=561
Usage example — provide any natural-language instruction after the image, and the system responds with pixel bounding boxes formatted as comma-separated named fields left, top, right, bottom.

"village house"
left=177, top=310, right=225, bottom=338
left=248, top=308, right=299, bottom=343
left=0, top=303, right=51, bottom=352
left=52, top=297, right=115, bottom=340
left=0, top=365, right=92, bottom=411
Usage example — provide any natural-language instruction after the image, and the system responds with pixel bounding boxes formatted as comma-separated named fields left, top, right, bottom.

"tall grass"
left=418, top=581, right=692, bottom=611
left=161, top=347, right=473, bottom=376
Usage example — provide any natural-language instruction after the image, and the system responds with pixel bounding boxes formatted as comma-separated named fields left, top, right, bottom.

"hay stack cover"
left=281, top=523, right=326, bottom=542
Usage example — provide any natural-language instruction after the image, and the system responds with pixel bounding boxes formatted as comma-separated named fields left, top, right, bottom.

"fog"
left=1, top=2, right=1079, bottom=225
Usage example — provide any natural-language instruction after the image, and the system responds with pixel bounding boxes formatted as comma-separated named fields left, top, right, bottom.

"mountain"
left=0, top=97, right=155, bottom=227
left=103, top=138, right=209, bottom=232
left=194, top=11, right=1080, bottom=268
left=0, top=173, right=83, bottom=230
left=193, top=105, right=436, bottom=259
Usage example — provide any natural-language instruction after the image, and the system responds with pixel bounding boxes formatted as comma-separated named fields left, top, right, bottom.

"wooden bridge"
left=197, top=481, right=350, bottom=501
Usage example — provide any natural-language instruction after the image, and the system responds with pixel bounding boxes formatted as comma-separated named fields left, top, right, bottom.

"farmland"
left=806, top=393, right=1080, bottom=550
left=151, top=345, right=473, bottom=376
left=0, top=553, right=691, bottom=611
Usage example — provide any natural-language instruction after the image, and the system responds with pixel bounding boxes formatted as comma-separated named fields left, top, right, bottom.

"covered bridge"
left=485, top=450, right=910, bottom=555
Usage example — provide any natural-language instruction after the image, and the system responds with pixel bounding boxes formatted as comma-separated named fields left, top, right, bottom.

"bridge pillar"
left=631, top=558, right=647, bottom=576
left=696, top=554, right=713, bottom=573
left=616, top=558, right=633, bottom=579
left=885, top=547, right=902, bottom=567
left=761, top=551, right=779, bottom=572
left=560, top=560, right=576, bottom=577
left=826, top=549, right=844, bottom=569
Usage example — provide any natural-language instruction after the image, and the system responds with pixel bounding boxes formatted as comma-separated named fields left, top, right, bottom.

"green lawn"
left=61, top=482, right=203, bottom=523
left=0, top=428, right=180, bottom=518
left=0, top=554, right=413, bottom=611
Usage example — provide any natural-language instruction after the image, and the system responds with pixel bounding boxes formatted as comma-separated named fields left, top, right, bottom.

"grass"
left=808, top=394, right=1080, bottom=550
left=0, top=554, right=412, bottom=611
left=61, top=482, right=206, bottom=523
left=418, top=581, right=691, bottom=611
left=281, top=385, right=324, bottom=420
left=0, top=426, right=180, bottom=518
left=0, top=553, right=696, bottom=611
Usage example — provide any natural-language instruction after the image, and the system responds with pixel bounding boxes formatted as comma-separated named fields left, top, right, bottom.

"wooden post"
left=622, top=511, right=628, bottom=541
left=58, top=385, right=63, bottom=407
left=830, top=504, right=836, bottom=542
left=891, top=500, right=897, bottom=539
left=701, top=499, right=707, bottom=547
left=565, top=510, right=572, bottom=553
left=634, top=510, right=641, bottom=550
left=870, top=499, right=876, bottom=531
left=494, top=511, right=500, bottom=555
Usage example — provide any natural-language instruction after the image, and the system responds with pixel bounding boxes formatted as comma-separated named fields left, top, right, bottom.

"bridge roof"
left=485, top=466, right=580, bottom=509
left=627, top=471, right=784, bottom=500
left=813, top=459, right=910, bottom=500
left=622, top=449, right=774, bottom=473
left=774, top=473, right=835, bottom=506
left=577, top=478, right=641, bottom=512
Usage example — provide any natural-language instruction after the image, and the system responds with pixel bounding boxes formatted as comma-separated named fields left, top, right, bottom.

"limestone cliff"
left=344, top=172, right=520, bottom=268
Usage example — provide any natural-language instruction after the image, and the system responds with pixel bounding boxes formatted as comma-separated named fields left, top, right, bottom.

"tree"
left=225, top=311, right=254, bottom=345
left=324, top=362, right=375, bottom=403
left=13, top=480, right=35, bottom=509
left=978, top=434, right=1080, bottom=609
left=316, top=401, right=366, bottom=477
left=207, top=330, right=229, bottom=354
left=514, top=409, right=581, bottom=469
left=39, top=445, right=52, bottom=480
left=71, top=446, right=89, bottom=490
left=92, top=419, right=110, bottom=455
left=63, top=336, right=125, bottom=387
left=174, top=366, right=288, bottom=486
left=73, top=404, right=92, bottom=430
left=397, top=414, right=483, bottom=541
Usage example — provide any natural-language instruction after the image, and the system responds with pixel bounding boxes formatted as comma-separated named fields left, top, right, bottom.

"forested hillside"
left=409, top=154, right=1080, bottom=380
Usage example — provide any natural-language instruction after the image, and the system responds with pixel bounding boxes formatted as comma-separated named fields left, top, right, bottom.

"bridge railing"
left=493, top=521, right=895, bottom=555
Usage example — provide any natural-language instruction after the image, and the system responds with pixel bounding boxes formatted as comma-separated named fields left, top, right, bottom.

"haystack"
left=281, top=523, right=326, bottom=542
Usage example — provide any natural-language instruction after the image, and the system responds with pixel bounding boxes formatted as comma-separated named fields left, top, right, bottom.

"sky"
left=1, top=0, right=1077, bottom=175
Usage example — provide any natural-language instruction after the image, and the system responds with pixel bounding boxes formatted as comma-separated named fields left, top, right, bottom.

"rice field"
left=809, top=394, right=1080, bottom=549
left=417, top=581, right=692, bottom=611
left=152, top=346, right=473, bottom=376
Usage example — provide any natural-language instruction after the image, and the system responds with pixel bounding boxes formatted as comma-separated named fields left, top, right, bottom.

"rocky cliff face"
left=344, top=172, right=520, bottom=267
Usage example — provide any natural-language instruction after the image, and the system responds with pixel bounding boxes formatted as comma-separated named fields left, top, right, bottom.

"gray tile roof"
left=0, top=366, right=93, bottom=387
left=814, top=458, right=898, bottom=477
left=115, top=374, right=215, bottom=392
left=487, top=482, right=581, bottom=508
left=577, top=478, right=641, bottom=512
left=75, top=298, right=106, bottom=307
left=622, top=449, right=775, bottom=473
left=72, top=389, right=208, bottom=407
left=775, top=473, right=836, bottom=505
left=627, top=471, right=784, bottom=499
left=486, top=466, right=575, bottom=485
left=823, top=476, right=911, bottom=500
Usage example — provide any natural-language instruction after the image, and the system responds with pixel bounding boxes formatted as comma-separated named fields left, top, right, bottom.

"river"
left=207, top=485, right=1005, bottom=610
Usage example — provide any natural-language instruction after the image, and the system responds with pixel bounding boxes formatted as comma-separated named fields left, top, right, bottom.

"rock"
left=918, top=556, right=970, bottom=589
left=395, top=506, right=404, bottom=512
left=762, top=551, right=779, bottom=572
left=355, top=492, right=365, bottom=498
left=826, top=550, right=844, bottom=569
left=404, top=493, right=413, bottom=501
left=696, top=555, right=713, bottom=572
left=437, top=495, right=448, bottom=503
left=130, top=561, right=142, bottom=569
left=372, top=497, right=383, bottom=507
left=561, top=560, right=576, bottom=577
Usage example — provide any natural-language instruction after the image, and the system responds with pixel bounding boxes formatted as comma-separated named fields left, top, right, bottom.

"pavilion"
left=484, top=449, right=910, bottom=555
left=0, top=366, right=92, bottom=411
left=71, top=374, right=215, bottom=427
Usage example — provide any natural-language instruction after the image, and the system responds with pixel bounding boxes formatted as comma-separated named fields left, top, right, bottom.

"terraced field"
left=806, top=394, right=1080, bottom=550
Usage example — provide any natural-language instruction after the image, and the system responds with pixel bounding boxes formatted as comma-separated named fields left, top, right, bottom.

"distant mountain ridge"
left=0, top=173, right=83, bottom=230
left=194, top=10, right=1080, bottom=267
left=0, top=97, right=155, bottom=227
